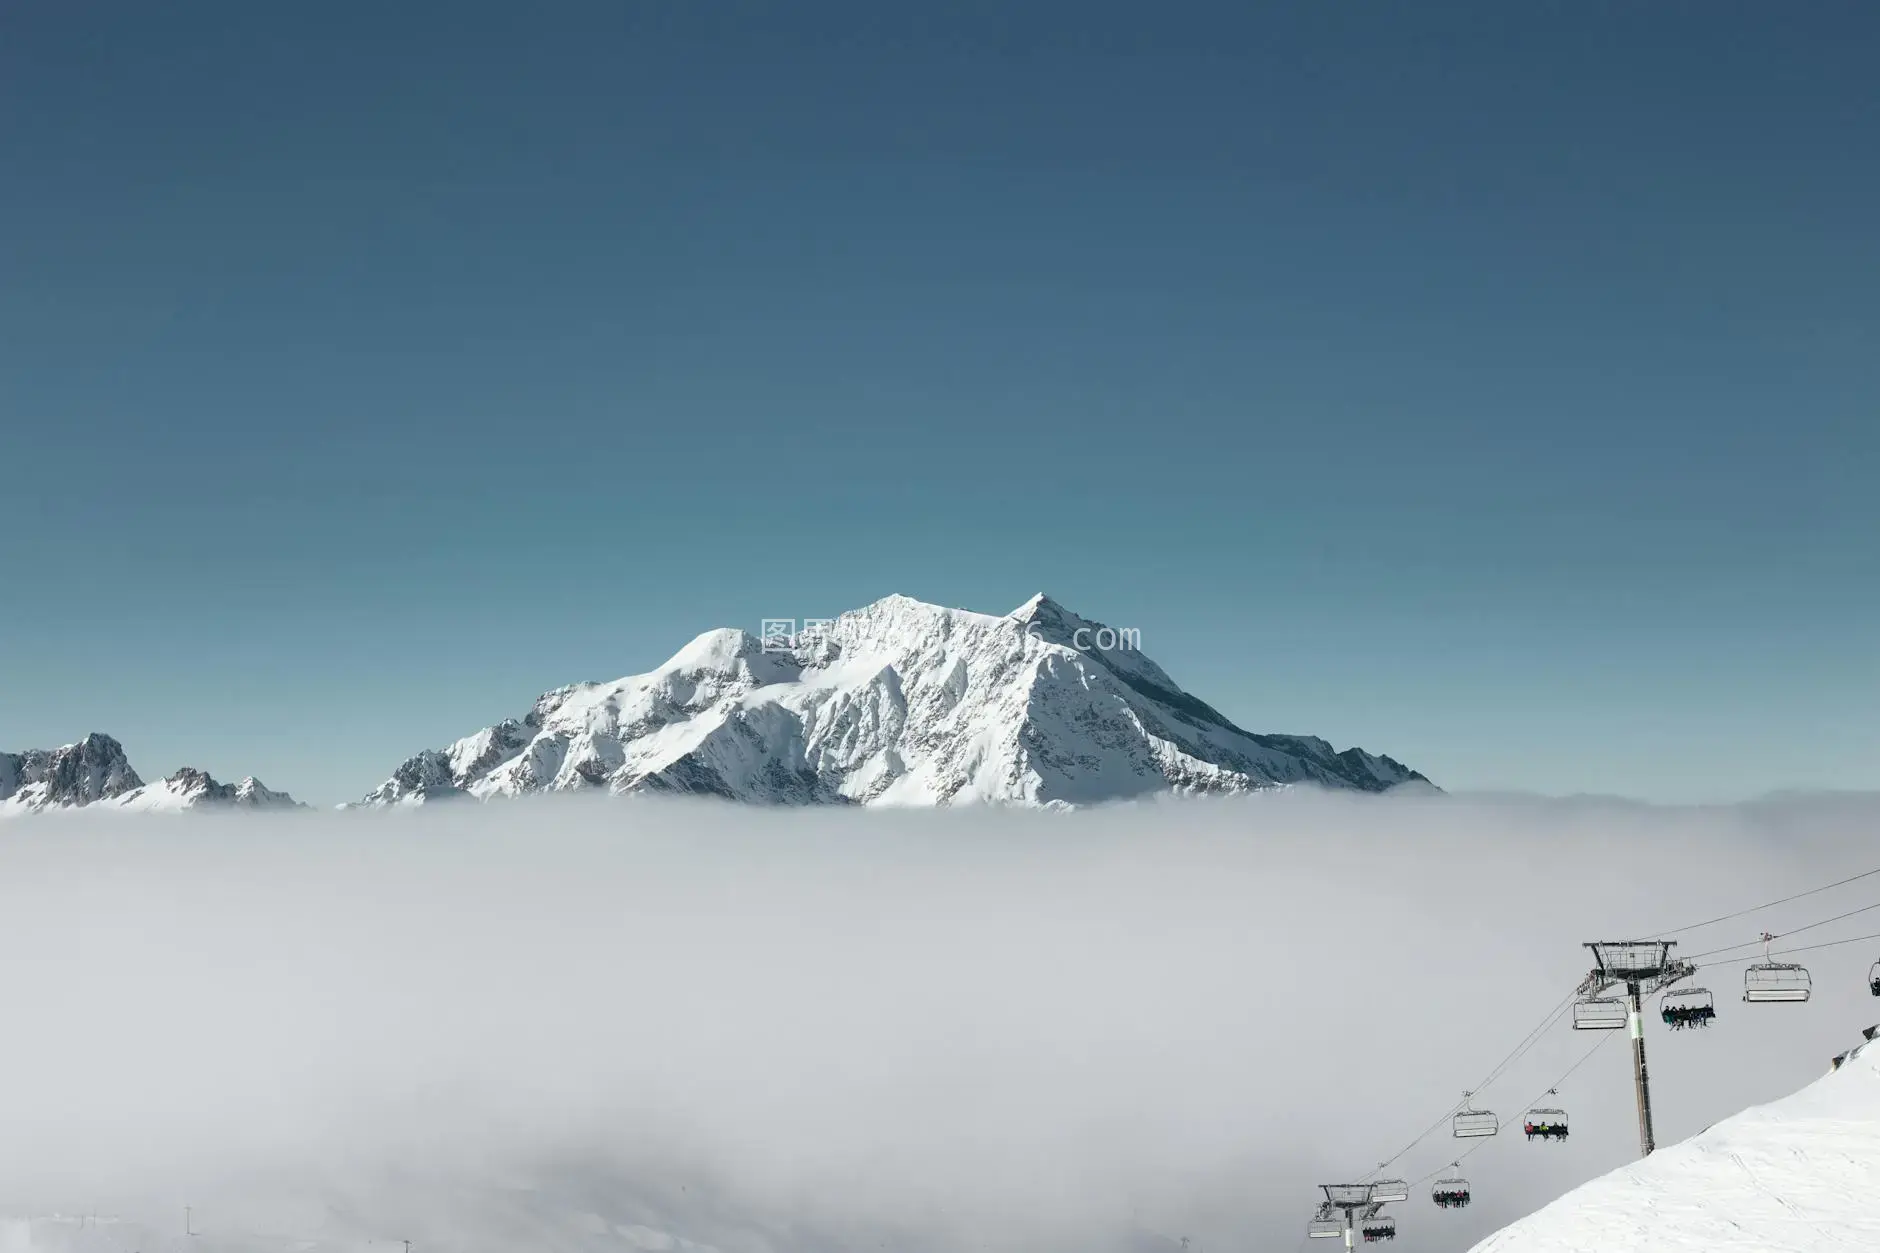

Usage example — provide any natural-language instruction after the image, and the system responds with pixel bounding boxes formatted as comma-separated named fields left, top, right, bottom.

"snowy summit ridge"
left=0, top=733, right=307, bottom=815
left=358, top=593, right=1429, bottom=808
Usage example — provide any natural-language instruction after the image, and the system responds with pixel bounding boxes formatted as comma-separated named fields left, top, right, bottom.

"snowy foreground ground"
left=1471, top=1029, right=1880, bottom=1252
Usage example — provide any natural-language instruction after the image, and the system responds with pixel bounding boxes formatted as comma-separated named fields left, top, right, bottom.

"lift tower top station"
left=1579, top=940, right=1695, bottom=1158
left=1310, top=1181, right=1404, bottom=1247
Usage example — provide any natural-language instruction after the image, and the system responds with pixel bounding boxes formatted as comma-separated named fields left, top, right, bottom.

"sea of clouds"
left=2, top=788, right=1878, bottom=1253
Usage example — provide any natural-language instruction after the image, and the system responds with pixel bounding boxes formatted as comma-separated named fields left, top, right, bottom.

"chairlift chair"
left=1660, top=985, right=1717, bottom=1030
left=1359, top=1216, right=1396, bottom=1243
left=1744, top=933, right=1812, bottom=1003
left=1307, top=1204, right=1343, bottom=1239
left=1572, top=996, right=1628, bottom=1030
left=1431, top=1168, right=1471, bottom=1210
left=1453, top=1092, right=1498, bottom=1138
left=1522, top=1095, right=1569, bottom=1142
left=1868, top=961, right=1880, bottom=996
left=1369, top=1179, right=1409, bottom=1204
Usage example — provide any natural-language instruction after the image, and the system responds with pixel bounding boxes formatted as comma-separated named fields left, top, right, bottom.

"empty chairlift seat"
left=1453, top=1093, right=1498, bottom=1139
left=1744, top=932, right=1812, bottom=1003
left=1572, top=995, right=1629, bottom=1030
left=1661, top=986, right=1717, bottom=1030
left=1744, top=963, right=1812, bottom=1003
left=1308, top=1204, right=1344, bottom=1239
left=1368, top=1180, right=1410, bottom=1204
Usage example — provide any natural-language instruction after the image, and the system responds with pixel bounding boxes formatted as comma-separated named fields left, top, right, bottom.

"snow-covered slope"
left=106, top=766, right=309, bottom=813
left=0, top=736, right=305, bottom=815
left=358, top=593, right=1429, bottom=808
left=1470, top=1030, right=1880, bottom=1252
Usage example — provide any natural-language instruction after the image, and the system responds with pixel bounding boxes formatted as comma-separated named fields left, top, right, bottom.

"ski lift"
left=1453, top=1092, right=1498, bottom=1138
left=1431, top=1168, right=1470, bottom=1210
left=1359, top=1216, right=1396, bottom=1243
left=1522, top=1092, right=1568, bottom=1142
left=1868, top=961, right=1880, bottom=997
left=1369, top=1179, right=1409, bottom=1204
left=1743, top=933, right=1812, bottom=1003
left=1307, top=1204, right=1343, bottom=1239
left=1572, top=995, right=1628, bottom=1030
left=1660, top=985, right=1716, bottom=1030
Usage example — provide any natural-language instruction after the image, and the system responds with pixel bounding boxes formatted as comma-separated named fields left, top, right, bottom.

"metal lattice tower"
left=1579, top=941, right=1695, bottom=1156
left=1310, top=1182, right=1401, bottom=1247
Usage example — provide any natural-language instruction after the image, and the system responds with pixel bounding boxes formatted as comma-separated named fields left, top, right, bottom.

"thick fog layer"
left=3, top=790, right=1878, bottom=1253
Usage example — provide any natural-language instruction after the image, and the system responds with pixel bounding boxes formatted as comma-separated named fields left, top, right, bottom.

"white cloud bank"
left=3, top=789, right=1878, bottom=1253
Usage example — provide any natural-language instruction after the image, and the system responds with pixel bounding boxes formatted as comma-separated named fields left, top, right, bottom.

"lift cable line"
left=1646, top=864, right=1880, bottom=940
left=1406, top=1030, right=1621, bottom=1187
left=1690, top=929, right=1880, bottom=969
left=1367, top=920, right=1880, bottom=1185
left=1357, top=985, right=1581, bottom=1181
left=1322, top=870, right=1880, bottom=1235
left=1677, top=900, right=1880, bottom=962
left=1352, top=908, right=1880, bottom=1193
left=1358, top=874, right=1880, bottom=1184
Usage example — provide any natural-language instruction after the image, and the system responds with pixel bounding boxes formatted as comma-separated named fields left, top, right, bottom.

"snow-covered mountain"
left=1470, top=1028, right=1880, bottom=1252
left=0, top=734, right=306, bottom=815
left=1, top=733, right=144, bottom=812
left=358, top=593, right=1429, bottom=808
left=107, top=765, right=308, bottom=813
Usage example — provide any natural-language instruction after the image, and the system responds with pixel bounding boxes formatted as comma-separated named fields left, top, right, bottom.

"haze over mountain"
left=357, top=593, right=1428, bottom=808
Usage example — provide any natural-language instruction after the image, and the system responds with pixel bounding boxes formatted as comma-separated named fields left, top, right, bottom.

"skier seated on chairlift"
left=1663, top=1002, right=1713, bottom=1029
left=1361, top=1225, right=1394, bottom=1243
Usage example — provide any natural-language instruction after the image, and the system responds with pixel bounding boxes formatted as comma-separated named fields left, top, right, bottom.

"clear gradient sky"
left=2, top=1, right=1875, bottom=806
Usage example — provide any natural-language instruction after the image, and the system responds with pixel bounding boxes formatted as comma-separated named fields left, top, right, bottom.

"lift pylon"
left=1310, top=1184, right=1400, bottom=1248
left=1579, top=940, right=1693, bottom=1157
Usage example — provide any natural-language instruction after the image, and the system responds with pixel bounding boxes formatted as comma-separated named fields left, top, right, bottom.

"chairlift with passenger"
left=1868, top=961, right=1880, bottom=997
left=1744, top=932, right=1812, bottom=1003
left=1522, top=1092, right=1569, bottom=1142
left=1431, top=1168, right=1470, bottom=1210
left=1660, top=985, right=1716, bottom=1030
left=1453, top=1092, right=1498, bottom=1138
left=1359, top=1216, right=1396, bottom=1243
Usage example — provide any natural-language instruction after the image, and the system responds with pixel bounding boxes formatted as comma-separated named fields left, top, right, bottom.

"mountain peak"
left=356, top=592, right=1430, bottom=807
left=0, top=740, right=304, bottom=816
left=0, top=732, right=144, bottom=813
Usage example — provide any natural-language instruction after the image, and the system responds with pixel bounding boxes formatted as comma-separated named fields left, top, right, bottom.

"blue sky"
left=2, top=1, right=1875, bottom=806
